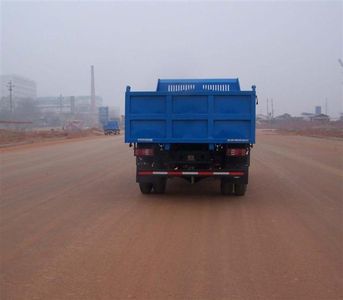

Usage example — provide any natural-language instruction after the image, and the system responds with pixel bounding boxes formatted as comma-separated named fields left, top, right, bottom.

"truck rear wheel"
left=139, top=183, right=153, bottom=194
left=153, top=179, right=166, bottom=194
left=220, top=180, right=234, bottom=195
left=234, top=184, right=247, bottom=196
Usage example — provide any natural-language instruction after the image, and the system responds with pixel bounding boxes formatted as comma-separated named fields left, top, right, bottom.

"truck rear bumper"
left=137, top=169, right=248, bottom=183
left=138, top=170, right=244, bottom=176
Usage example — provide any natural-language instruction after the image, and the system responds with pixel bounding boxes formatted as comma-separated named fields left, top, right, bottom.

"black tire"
left=153, top=179, right=166, bottom=194
left=220, top=180, right=234, bottom=195
left=234, top=184, right=247, bottom=196
left=139, top=183, right=153, bottom=194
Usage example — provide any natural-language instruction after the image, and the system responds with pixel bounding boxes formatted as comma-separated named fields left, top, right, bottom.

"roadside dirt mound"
left=277, top=127, right=343, bottom=139
left=0, top=128, right=104, bottom=146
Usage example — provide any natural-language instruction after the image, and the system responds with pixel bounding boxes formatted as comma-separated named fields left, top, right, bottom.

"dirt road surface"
left=1, top=132, right=342, bottom=299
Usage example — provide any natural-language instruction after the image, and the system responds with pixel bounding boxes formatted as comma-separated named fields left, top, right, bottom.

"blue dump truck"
left=125, top=79, right=257, bottom=196
left=103, top=120, right=120, bottom=135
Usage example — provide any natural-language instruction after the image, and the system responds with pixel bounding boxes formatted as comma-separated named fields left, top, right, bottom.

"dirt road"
left=1, top=132, right=342, bottom=299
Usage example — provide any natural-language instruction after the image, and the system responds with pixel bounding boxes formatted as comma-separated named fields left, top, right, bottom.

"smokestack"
left=90, top=65, right=96, bottom=113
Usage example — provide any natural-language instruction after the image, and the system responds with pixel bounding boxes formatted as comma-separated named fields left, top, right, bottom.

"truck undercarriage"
left=134, top=143, right=250, bottom=195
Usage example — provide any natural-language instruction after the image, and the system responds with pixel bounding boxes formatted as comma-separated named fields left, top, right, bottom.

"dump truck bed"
left=125, top=79, right=256, bottom=144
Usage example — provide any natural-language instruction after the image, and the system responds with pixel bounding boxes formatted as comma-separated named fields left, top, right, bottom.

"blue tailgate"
left=125, top=79, right=256, bottom=144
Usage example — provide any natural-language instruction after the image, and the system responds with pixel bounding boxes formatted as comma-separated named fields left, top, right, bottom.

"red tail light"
left=226, top=148, right=247, bottom=156
left=134, top=148, right=154, bottom=156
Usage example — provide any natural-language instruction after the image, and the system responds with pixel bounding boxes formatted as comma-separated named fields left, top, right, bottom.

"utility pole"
left=325, top=98, right=328, bottom=115
left=59, top=94, right=63, bottom=114
left=271, top=98, right=274, bottom=119
left=90, top=65, right=96, bottom=114
left=70, top=96, right=75, bottom=114
left=338, top=59, right=343, bottom=85
left=267, top=98, right=269, bottom=119
left=7, top=81, right=14, bottom=112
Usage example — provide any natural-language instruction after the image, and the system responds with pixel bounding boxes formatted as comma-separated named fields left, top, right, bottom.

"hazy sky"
left=1, top=1, right=342, bottom=117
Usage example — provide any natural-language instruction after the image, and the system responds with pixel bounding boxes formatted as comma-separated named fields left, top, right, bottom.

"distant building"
left=98, top=106, right=109, bottom=125
left=256, top=114, right=269, bottom=121
left=301, top=112, right=330, bottom=122
left=310, top=114, right=330, bottom=122
left=274, top=113, right=292, bottom=120
left=36, top=95, right=103, bottom=113
left=1, top=74, right=37, bottom=100
left=301, top=112, right=315, bottom=121
left=315, top=106, right=322, bottom=115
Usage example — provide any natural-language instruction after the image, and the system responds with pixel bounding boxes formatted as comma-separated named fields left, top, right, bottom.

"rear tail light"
left=134, top=148, right=154, bottom=156
left=226, top=148, right=247, bottom=156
